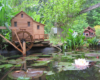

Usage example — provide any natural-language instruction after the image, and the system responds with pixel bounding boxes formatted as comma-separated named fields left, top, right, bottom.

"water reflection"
left=46, top=66, right=100, bottom=80
left=1, top=49, right=100, bottom=80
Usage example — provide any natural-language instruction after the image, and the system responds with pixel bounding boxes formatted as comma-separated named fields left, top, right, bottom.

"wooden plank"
left=0, top=34, right=22, bottom=53
left=0, top=27, right=19, bottom=29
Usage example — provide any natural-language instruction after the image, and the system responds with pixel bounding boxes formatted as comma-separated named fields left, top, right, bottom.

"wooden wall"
left=33, top=22, right=44, bottom=40
left=11, top=11, right=33, bottom=42
left=11, top=11, right=45, bottom=41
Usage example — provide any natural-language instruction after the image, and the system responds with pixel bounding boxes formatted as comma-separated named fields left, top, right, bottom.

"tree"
left=38, top=0, right=86, bottom=34
left=86, top=0, right=100, bottom=27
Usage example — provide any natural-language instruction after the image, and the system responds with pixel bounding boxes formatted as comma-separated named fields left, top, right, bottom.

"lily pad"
left=29, top=53, right=42, bottom=57
left=8, top=71, right=26, bottom=79
left=24, top=56, right=39, bottom=60
left=37, top=58, right=52, bottom=61
left=8, top=60, right=17, bottom=64
left=31, top=61, right=49, bottom=67
left=58, top=62, right=72, bottom=66
left=56, top=62, right=83, bottom=71
left=8, top=59, right=25, bottom=64
left=0, top=56, right=8, bottom=60
left=15, top=64, right=22, bottom=67
left=8, top=69, right=43, bottom=79
left=4, top=64, right=13, bottom=68
left=44, top=71, right=55, bottom=75
left=65, top=52, right=72, bottom=54
left=62, top=65, right=79, bottom=71
left=31, top=60, right=51, bottom=67
left=0, top=65, right=5, bottom=68
left=26, top=69, right=43, bottom=78
left=62, top=55, right=75, bottom=59
left=0, top=60, right=8, bottom=63
left=70, top=54, right=82, bottom=56
left=0, top=64, right=13, bottom=68
left=38, top=55, right=51, bottom=58
left=17, top=77, right=30, bottom=80
left=85, top=53, right=100, bottom=57
left=87, top=58, right=100, bottom=62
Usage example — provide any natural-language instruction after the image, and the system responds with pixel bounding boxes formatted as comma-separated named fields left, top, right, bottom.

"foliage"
left=66, top=29, right=85, bottom=50
left=86, top=0, right=100, bottom=27
left=94, top=25, right=100, bottom=38
left=87, top=37, right=99, bottom=46
left=72, top=14, right=89, bottom=34
left=39, top=0, right=86, bottom=34
left=0, top=0, right=19, bottom=41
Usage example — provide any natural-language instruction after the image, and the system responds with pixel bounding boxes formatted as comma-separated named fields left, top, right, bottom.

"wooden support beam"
left=13, top=30, right=23, bottom=50
left=23, top=41, right=27, bottom=70
left=0, top=34, right=23, bottom=53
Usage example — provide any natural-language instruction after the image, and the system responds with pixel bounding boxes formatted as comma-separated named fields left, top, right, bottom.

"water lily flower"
left=73, top=58, right=89, bottom=70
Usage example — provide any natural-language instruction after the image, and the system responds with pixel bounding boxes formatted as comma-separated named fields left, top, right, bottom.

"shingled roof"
left=11, top=11, right=45, bottom=26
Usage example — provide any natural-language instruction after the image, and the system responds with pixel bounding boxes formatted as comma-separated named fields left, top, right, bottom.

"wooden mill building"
left=11, top=11, right=48, bottom=41
left=10, top=11, right=49, bottom=47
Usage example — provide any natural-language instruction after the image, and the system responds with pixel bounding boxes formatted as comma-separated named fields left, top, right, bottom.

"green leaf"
left=17, top=77, right=30, bottom=80
left=44, top=71, right=55, bottom=75
left=31, top=62, right=47, bottom=66
left=15, top=64, right=21, bottom=67
left=0, top=65, right=5, bottom=68
left=4, top=64, right=13, bottom=68
left=5, top=22, right=11, bottom=32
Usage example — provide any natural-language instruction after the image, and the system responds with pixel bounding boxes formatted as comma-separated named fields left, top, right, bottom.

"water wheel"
left=13, top=31, right=33, bottom=51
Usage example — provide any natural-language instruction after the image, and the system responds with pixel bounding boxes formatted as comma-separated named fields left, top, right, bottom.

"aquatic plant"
left=87, top=37, right=99, bottom=48
left=66, top=29, right=85, bottom=50
left=8, top=69, right=43, bottom=79
left=73, top=58, right=89, bottom=70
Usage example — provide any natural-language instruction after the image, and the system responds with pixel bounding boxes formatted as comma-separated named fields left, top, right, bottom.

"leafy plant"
left=87, top=37, right=99, bottom=47
left=66, top=29, right=85, bottom=50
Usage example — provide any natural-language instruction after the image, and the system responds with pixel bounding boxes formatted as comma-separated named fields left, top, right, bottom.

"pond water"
left=1, top=49, right=100, bottom=80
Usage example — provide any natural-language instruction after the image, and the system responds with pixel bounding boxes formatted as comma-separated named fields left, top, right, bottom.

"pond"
left=1, top=49, right=100, bottom=80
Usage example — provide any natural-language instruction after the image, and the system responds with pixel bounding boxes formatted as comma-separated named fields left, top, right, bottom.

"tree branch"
left=79, top=3, right=100, bottom=14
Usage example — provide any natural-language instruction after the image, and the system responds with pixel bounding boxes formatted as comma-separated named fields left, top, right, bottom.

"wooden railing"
left=34, top=34, right=49, bottom=40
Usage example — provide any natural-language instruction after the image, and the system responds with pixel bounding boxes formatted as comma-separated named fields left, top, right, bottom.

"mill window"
left=14, top=22, right=17, bottom=27
left=28, top=22, right=30, bottom=27
left=37, top=25, right=40, bottom=29
left=21, top=14, right=23, bottom=17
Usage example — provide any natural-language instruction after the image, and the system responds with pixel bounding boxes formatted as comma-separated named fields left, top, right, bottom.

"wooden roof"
left=84, top=26, right=95, bottom=33
left=86, top=26, right=95, bottom=31
left=11, top=11, right=45, bottom=26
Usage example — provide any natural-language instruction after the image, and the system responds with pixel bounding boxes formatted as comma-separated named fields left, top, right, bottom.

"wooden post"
left=23, top=41, right=26, bottom=56
left=23, top=41, right=27, bottom=70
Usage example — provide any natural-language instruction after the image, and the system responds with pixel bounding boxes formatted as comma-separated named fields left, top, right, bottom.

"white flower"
left=73, top=58, right=89, bottom=70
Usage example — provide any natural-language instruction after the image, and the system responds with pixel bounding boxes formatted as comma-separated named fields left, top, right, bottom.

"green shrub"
left=66, top=29, right=85, bottom=50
